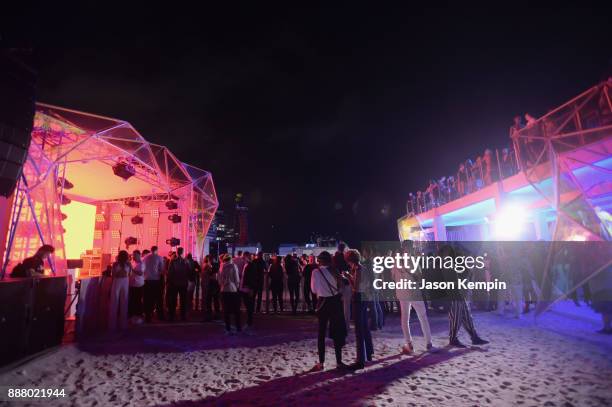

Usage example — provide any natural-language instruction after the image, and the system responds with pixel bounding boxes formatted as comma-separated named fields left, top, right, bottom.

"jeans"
left=222, top=292, right=241, bottom=331
left=271, top=284, right=283, bottom=312
left=128, top=285, right=144, bottom=318
left=341, top=284, right=352, bottom=330
left=353, top=293, right=374, bottom=364
left=204, top=280, right=221, bottom=319
left=242, top=291, right=255, bottom=326
left=303, top=283, right=316, bottom=312
left=288, top=280, right=300, bottom=313
left=167, top=283, right=188, bottom=321
left=144, top=280, right=164, bottom=321
left=254, top=288, right=263, bottom=312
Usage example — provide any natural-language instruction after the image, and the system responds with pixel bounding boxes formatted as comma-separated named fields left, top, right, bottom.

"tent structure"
left=1, top=103, right=218, bottom=278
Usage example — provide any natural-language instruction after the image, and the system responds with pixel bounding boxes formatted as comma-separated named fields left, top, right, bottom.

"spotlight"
left=493, top=203, right=526, bottom=240
left=61, top=212, right=67, bottom=221
left=168, top=214, right=182, bottom=224
left=57, top=177, right=74, bottom=190
left=166, top=237, right=180, bottom=247
left=125, top=236, right=138, bottom=246
left=60, top=195, right=71, bottom=205
left=569, top=234, right=587, bottom=241
left=131, top=215, right=144, bottom=225
left=113, top=161, right=136, bottom=180
left=165, top=200, right=178, bottom=210
left=126, top=200, right=140, bottom=208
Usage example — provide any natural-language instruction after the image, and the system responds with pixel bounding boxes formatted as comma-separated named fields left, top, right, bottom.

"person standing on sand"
left=392, top=241, right=434, bottom=354
left=166, top=247, right=190, bottom=322
left=128, top=249, right=145, bottom=324
left=252, top=252, right=267, bottom=313
left=345, top=249, right=374, bottom=370
left=438, top=245, right=490, bottom=347
left=285, top=254, right=301, bottom=315
left=310, top=251, right=349, bottom=371
left=109, top=250, right=132, bottom=332
left=240, top=252, right=257, bottom=331
left=333, top=242, right=352, bottom=332
left=302, top=255, right=317, bottom=314
left=202, top=255, right=221, bottom=321
left=268, top=256, right=285, bottom=313
left=219, top=253, right=242, bottom=334
left=143, top=246, right=165, bottom=322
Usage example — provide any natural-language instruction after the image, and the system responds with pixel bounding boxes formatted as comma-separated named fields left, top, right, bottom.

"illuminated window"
left=112, top=213, right=122, bottom=222
left=110, top=247, right=119, bottom=257
left=150, top=227, right=158, bottom=236
left=111, top=230, right=120, bottom=239
left=151, top=209, right=159, bottom=218
left=94, top=230, right=102, bottom=239
left=96, top=214, right=105, bottom=222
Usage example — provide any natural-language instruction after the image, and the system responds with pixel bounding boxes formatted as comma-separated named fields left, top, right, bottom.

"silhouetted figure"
left=10, top=244, right=55, bottom=277
left=268, top=256, right=284, bottom=313
left=167, top=247, right=190, bottom=322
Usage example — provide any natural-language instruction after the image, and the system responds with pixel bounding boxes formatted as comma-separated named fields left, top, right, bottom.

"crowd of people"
left=407, top=146, right=518, bottom=215
left=10, top=238, right=611, bottom=372
left=406, top=148, right=518, bottom=215
left=406, top=116, right=538, bottom=216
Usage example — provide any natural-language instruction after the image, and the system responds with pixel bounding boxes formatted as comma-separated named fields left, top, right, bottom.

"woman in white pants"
left=109, top=250, right=132, bottom=331
left=392, top=243, right=433, bottom=354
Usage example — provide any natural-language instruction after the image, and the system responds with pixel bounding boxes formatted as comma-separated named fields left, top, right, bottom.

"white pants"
left=399, top=300, right=432, bottom=345
left=497, top=283, right=523, bottom=318
left=341, top=284, right=352, bottom=331
left=109, top=277, right=129, bottom=331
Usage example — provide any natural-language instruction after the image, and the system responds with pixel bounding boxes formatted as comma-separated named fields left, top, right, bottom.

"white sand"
left=1, top=309, right=611, bottom=406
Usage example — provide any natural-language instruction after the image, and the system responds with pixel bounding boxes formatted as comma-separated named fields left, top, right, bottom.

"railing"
left=406, top=79, right=612, bottom=218
left=406, top=147, right=519, bottom=215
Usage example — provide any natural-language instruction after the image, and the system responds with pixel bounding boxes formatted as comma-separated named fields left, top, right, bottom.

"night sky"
left=7, top=5, right=612, bottom=250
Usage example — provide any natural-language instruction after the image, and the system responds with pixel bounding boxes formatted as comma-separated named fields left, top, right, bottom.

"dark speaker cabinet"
left=0, top=276, right=66, bottom=366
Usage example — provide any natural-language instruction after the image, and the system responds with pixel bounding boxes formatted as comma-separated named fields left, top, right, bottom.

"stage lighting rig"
left=131, top=215, right=144, bottom=225
left=125, top=236, right=138, bottom=247
left=56, top=177, right=74, bottom=190
left=113, top=161, right=136, bottom=181
left=166, top=237, right=180, bottom=247
left=168, top=214, right=182, bottom=224
left=126, top=200, right=140, bottom=208
left=165, top=200, right=178, bottom=210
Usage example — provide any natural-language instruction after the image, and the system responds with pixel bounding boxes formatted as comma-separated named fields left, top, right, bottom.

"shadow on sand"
left=153, top=347, right=474, bottom=406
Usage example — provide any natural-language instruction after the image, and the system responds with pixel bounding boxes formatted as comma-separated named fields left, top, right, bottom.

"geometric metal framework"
left=511, top=80, right=612, bottom=314
left=1, top=103, right=218, bottom=278
left=512, top=79, right=612, bottom=242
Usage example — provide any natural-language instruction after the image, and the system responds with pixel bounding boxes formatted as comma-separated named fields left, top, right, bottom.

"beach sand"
left=1, top=305, right=611, bottom=406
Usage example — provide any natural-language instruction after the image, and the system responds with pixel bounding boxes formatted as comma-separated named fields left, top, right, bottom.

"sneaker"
left=348, top=362, right=365, bottom=371
left=472, top=337, right=489, bottom=345
left=310, top=362, right=324, bottom=372
left=401, top=343, right=414, bottom=355
left=448, top=338, right=467, bottom=348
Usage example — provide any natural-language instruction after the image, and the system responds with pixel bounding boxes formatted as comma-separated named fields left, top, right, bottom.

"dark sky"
left=7, top=5, right=612, bottom=250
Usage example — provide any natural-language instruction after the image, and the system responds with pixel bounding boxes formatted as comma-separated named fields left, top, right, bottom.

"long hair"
left=117, top=250, right=129, bottom=265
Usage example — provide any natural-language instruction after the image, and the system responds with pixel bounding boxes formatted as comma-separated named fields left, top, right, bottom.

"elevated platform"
left=398, top=132, right=612, bottom=241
